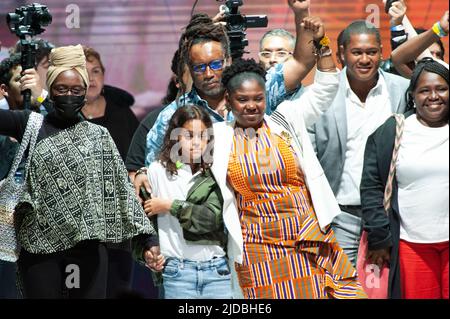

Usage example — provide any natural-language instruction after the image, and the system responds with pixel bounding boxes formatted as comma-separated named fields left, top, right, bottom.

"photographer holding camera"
left=12, top=38, right=56, bottom=92
left=6, top=3, right=52, bottom=111
left=0, top=54, right=48, bottom=112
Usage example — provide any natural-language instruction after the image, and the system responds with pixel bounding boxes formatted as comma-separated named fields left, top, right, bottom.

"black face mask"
left=53, top=95, right=86, bottom=121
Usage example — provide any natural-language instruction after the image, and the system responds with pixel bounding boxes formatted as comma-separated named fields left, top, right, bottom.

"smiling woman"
left=361, top=58, right=449, bottom=299
left=412, top=61, right=449, bottom=126
left=224, top=59, right=267, bottom=129
left=212, top=57, right=367, bottom=299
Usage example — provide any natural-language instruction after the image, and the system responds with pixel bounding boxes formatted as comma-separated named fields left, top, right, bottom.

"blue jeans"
left=331, top=211, right=363, bottom=268
left=162, top=257, right=232, bottom=299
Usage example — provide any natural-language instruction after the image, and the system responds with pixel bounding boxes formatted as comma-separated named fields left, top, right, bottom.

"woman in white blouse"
left=361, top=58, right=449, bottom=299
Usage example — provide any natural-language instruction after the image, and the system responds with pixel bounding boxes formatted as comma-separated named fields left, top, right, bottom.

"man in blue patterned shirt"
left=258, top=28, right=307, bottom=102
left=142, top=0, right=316, bottom=169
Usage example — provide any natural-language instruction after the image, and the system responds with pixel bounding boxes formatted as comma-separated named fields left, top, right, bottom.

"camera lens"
left=37, top=9, right=52, bottom=26
left=8, top=4, right=53, bottom=37
left=6, top=13, right=21, bottom=32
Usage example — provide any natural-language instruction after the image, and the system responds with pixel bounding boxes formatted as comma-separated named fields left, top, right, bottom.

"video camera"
left=6, top=3, right=52, bottom=110
left=220, top=0, right=268, bottom=59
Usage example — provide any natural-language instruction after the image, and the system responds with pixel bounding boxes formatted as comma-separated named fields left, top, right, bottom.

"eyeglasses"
left=258, top=50, right=292, bottom=60
left=191, top=59, right=224, bottom=74
left=52, top=85, right=86, bottom=96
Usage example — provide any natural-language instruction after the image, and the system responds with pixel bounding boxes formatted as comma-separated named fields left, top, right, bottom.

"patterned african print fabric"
left=227, top=121, right=366, bottom=299
left=17, top=121, right=155, bottom=254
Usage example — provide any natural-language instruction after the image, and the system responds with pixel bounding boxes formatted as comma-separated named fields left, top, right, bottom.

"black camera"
left=7, top=3, right=52, bottom=38
left=221, top=0, right=268, bottom=59
left=6, top=3, right=52, bottom=110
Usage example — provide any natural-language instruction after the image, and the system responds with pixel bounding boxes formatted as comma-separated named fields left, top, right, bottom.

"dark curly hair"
left=158, top=105, right=214, bottom=176
left=406, top=57, right=449, bottom=113
left=221, top=58, right=267, bottom=93
left=161, top=50, right=183, bottom=106
left=0, top=53, right=21, bottom=86
left=176, top=13, right=230, bottom=97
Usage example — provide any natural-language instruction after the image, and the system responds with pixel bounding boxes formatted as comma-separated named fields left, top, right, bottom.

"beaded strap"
left=383, top=114, right=405, bottom=214
left=0, top=112, right=43, bottom=262
left=5, top=112, right=44, bottom=181
left=432, top=22, right=448, bottom=38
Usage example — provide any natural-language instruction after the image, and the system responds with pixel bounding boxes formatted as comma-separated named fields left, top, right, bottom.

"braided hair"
left=405, top=57, right=449, bottom=112
left=222, top=58, right=267, bottom=94
left=177, top=13, right=231, bottom=97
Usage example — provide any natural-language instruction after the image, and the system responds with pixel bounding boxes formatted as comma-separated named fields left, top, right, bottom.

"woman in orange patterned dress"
left=211, top=19, right=366, bottom=298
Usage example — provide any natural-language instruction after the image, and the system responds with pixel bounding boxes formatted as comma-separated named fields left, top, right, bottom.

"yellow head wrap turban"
left=46, top=44, right=90, bottom=91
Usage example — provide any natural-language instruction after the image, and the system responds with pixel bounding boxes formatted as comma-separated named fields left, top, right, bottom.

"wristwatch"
left=135, top=167, right=148, bottom=177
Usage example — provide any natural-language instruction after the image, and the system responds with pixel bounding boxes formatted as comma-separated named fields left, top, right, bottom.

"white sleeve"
left=146, top=161, right=160, bottom=195
left=280, top=69, right=340, bottom=128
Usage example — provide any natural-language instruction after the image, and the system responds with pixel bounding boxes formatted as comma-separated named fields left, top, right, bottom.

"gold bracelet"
left=319, top=35, right=331, bottom=47
left=313, top=35, right=331, bottom=50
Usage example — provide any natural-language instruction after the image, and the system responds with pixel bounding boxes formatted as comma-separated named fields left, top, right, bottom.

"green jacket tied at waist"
left=133, top=168, right=226, bottom=263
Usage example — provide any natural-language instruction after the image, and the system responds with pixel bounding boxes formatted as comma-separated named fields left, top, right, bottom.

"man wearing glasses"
left=258, top=29, right=295, bottom=71
left=258, top=28, right=306, bottom=101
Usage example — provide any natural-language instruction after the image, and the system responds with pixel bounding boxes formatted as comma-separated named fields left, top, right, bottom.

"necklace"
left=83, top=97, right=106, bottom=120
